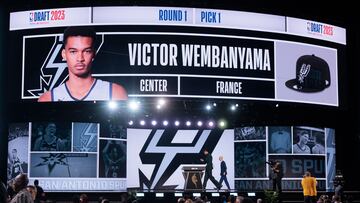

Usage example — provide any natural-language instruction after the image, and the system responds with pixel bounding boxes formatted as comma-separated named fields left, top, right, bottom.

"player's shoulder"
left=38, top=91, right=52, bottom=102
left=95, top=79, right=128, bottom=100
left=33, top=136, right=43, bottom=148
left=112, top=82, right=128, bottom=100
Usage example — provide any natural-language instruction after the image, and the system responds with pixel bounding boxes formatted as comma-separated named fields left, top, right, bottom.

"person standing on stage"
left=271, top=160, right=283, bottom=193
left=200, top=149, right=222, bottom=190
left=301, top=170, right=317, bottom=203
left=218, top=155, right=231, bottom=190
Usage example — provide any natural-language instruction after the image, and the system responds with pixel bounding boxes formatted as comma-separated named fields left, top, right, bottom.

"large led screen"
left=8, top=123, right=336, bottom=192
left=9, top=7, right=346, bottom=106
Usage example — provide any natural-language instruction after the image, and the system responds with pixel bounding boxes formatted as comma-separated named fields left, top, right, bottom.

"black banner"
left=181, top=77, right=274, bottom=98
left=269, top=155, right=326, bottom=178
left=235, top=180, right=326, bottom=191
left=23, top=33, right=274, bottom=99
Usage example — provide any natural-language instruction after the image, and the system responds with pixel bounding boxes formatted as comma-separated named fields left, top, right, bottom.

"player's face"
left=300, top=134, right=309, bottom=144
left=45, top=123, right=56, bottom=135
left=62, top=36, right=95, bottom=78
left=12, top=151, right=17, bottom=159
left=111, top=148, right=119, bottom=159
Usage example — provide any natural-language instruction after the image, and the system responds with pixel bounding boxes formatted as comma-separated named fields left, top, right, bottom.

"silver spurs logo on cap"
left=298, top=64, right=311, bottom=84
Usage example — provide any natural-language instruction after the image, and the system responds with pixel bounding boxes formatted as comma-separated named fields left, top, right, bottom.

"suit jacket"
left=205, top=154, right=213, bottom=171
left=271, top=164, right=283, bottom=179
left=220, top=161, right=227, bottom=175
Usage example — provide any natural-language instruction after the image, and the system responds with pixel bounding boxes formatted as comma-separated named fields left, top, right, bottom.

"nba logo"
left=29, top=12, right=34, bottom=22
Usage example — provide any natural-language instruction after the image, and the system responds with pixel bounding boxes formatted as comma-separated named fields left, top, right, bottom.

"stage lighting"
left=140, top=120, right=145, bottom=126
left=155, top=193, right=164, bottom=197
left=158, top=98, right=166, bottom=105
left=208, top=121, right=214, bottom=127
left=211, top=193, right=220, bottom=197
left=197, top=121, right=203, bottom=127
left=213, top=102, right=217, bottom=106
left=174, top=193, right=183, bottom=197
left=247, top=192, right=256, bottom=197
left=151, top=120, right=157, bottom=126
left=186, top=121, right=191, bottom=126
left=175, top=121, right=180, bottom=126
left=156, top=99, right=166, bottom=110
left=128, top=120, right=134, bottom=126
left=136, top=192, right=145, bottom=197
left=193, top=193, right=201, bottom=197
left=205, top=104, right=212, bottom=110
left=230, top=192, right=238, bottom=197
left=163, top=120, right=169, bottom=126
left=128, top=100, right=140, bottom=111
left=108, top=101, right=118, bottom=109
left=219, top=120, right=226, bottom=128
left=230, top=105, right=237, bottom=111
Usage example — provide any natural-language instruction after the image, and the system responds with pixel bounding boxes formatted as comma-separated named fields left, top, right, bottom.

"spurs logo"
left=138, top=129, right=221, bottom=190
left=27, top=36, right=68, bottom=97
left=77, top=123, right=97, bottom=152
left=298, top=64, right=311, bottom=84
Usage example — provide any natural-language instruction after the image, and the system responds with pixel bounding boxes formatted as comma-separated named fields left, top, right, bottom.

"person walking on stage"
left=200, top=149, right=222, bottom=190
left=218, top=155, right=231, bottom=190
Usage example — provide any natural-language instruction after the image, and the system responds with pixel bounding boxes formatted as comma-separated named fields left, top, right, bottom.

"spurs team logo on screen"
left=73, top=123, right=98, bottom=152
left=128, top=129, right=234, bottom=190
left=138, top=129, right=216, bottom=189
left=26, top=36, right=68, bottom=97
left=34, top=153, right=68, bottom=174
left=298, top=64, right=311, bottom=83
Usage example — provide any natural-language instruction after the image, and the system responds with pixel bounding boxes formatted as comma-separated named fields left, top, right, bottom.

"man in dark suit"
left=271, top=160, right=284, bottom=193
left=200, top=149, right=222, bottom=190
left=218, top=155, right=231, bottom=190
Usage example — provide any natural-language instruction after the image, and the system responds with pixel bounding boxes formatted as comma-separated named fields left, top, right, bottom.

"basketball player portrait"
left=32, top=122, right=70, bottom=151
left=38, top=26, right=128, bottom=102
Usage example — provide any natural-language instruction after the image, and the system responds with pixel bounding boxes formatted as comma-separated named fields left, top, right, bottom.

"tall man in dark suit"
left=200, top=149, right=222, bottom=190
left=218, top=155, right=231, bottom=190
left=271, top=160, right=284, bottom=193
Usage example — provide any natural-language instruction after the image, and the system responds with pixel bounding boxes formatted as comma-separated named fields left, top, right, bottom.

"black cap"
left=285, top=54, right=330, bottom=93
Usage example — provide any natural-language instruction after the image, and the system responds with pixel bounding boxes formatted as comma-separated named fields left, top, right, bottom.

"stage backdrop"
left=8, top=123, right=335, bottom=192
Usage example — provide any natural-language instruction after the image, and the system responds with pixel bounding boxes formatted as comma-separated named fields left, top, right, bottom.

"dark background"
left=0, top=0, right=359, bottom=191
